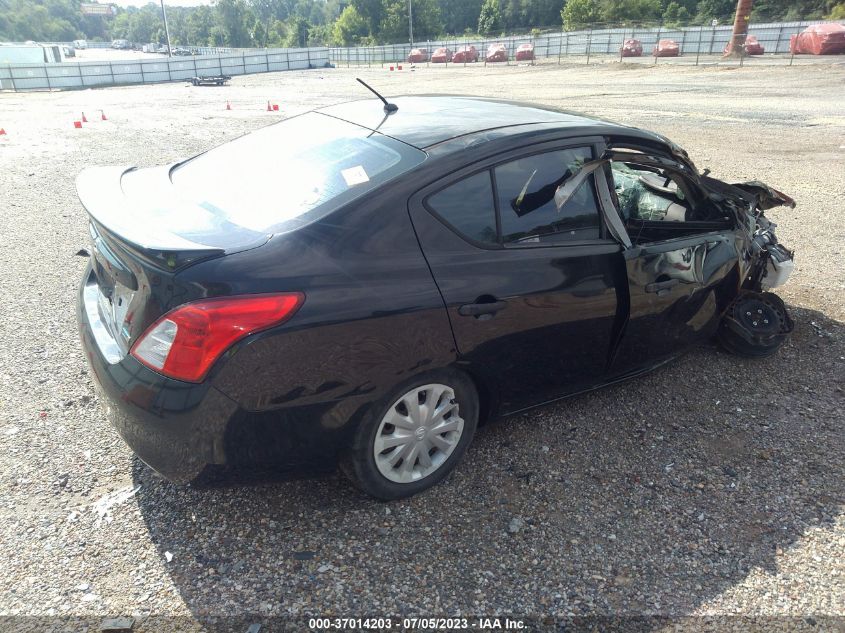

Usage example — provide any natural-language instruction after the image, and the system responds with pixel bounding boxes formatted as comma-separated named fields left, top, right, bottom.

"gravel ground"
left=0, top=63, right=843, bottom=632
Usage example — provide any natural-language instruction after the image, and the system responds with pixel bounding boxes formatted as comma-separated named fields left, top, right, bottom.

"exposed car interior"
left=611, top=161, right=691, bottom=222
left=605, top=154, right=734, bottom=244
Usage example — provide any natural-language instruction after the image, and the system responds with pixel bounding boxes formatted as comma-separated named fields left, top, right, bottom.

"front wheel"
left=718, top=291, right=794, bottom=358
left=342, top=370, right=478, bottom=500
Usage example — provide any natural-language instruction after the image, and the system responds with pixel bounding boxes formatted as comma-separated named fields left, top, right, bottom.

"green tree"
left=332, top=4, right=369, bottom=45
left=1, top=0, right=838, bottom=55
left=662, top=1, right=691, bottom=25
left=524, top=0, right=566, bottom=29
left=216, top=0, right=254, bottom=47
left=500, top=0, right=524, bottom=31
left=694, top=0, right=737, bottom=22
left=561, top=0, right=601, bottom=30
left=186, top=6, right=216, bottom=46
left=379, top=0, right=441, bottom=43
left=437, top=0, right=484, bottom=34
left=285, top=14, right=309, bottom=46
left=600, top=0, right=662, bottom=24
left=477, top=0, right=501, bottom=35
left=307, top=22, right=332, bottom=45
left=351, top=0, right=384, bottom=37
left=126, top=6, right=163, bottom=44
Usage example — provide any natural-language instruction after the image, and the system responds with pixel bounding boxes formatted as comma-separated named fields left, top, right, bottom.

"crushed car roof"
left=316, top=96, right=644, bottom=150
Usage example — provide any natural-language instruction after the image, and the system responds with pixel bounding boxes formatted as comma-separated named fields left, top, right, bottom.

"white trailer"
left=0, top=44, right=63, bottom=64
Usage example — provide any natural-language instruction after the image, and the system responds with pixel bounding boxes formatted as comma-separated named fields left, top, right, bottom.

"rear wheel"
left=718, top=291, right=793, bottom=358
left=342, top=370, right=478, bottom=500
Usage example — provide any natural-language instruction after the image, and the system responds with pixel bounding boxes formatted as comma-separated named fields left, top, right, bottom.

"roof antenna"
left=356, top=78, right=398, bottom=114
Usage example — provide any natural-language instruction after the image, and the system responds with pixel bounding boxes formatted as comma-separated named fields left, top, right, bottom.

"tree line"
left=1, top=0, right=843, bottom=48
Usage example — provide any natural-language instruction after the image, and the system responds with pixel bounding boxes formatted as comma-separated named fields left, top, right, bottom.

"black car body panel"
left=76, top=96, right=795, bottom=484
left=78, top=271, right=237, bottom=481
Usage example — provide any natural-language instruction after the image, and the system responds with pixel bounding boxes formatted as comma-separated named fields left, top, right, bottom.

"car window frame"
left=493, top=149, right=605, bottom=248
left=596, top=147, right=736, bottom=246
left=418, top=136, right=618, bottom=251
left=423, top=170, right=501, bottom=249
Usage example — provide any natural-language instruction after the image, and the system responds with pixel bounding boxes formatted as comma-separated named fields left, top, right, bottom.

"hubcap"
left=373, top=383, right=464, bottom=484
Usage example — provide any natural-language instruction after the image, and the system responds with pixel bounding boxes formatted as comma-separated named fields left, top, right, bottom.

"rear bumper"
left=77, top=265, right=237, bottom=483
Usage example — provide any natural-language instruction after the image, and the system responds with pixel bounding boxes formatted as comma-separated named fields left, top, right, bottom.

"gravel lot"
left=0, top=62, right=843, bottom=632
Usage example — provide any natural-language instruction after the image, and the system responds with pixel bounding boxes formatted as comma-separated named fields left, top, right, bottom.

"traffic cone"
left=0, top=128, right=6, bottom=136
left=81, top=112, right=88, bottom=123
left=100, top=110, right=107, bottom=121
left=73, top=121, right=82, bottom=129
left=266, top=100, right=272, bottom=112
left=226, top=101, right=231, bottom=111
left=272, top=104, right=279, bottom=111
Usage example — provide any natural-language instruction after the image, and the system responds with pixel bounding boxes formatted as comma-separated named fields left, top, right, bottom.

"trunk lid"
left=77, top=165, right=259, bottom=360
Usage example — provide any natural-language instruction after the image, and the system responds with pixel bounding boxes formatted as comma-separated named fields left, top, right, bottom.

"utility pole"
left=725, top=0, right=752, bottom=57
left=160, top=0, right=172, bottom=57
left=408, top=0, right=414, bottom=46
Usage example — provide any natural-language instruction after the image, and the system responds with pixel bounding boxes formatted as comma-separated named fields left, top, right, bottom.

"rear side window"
left=427, top=172, right=498, bottom=245
left=495, top=148, right=601, bottom=245
left=169, top=112, right=426, bottom=247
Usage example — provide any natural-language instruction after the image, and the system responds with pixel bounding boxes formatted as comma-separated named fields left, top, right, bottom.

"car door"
left=408, top=142, right=625, bottom=413
left=601, top=150, right=742, bottom=376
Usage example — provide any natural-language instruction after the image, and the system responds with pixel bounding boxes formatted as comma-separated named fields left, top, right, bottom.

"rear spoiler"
left=76, top=166, right=224, bottom=271
left=76, top=166, right=225, bottom=254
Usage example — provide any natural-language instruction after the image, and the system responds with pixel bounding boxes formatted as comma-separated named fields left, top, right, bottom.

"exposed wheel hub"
left=736, top=297, right=782, bottom=336
left=724, top=291, right=794, bottom=346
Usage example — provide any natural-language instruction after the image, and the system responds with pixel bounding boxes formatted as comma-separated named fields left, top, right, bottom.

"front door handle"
left=645, top=278, right=680, bottom=296
left=458, top=300, right=507, bottom=318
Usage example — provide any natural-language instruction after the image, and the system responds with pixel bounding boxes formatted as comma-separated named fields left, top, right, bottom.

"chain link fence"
left=327, top=19, right=843, bottom=68
left=3, top=18, right=842, bottom=91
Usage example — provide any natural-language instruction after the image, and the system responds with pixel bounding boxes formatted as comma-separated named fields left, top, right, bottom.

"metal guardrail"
left=0, top=47, right=329, bottom=91
left=327, top=20, right=842, bottom=66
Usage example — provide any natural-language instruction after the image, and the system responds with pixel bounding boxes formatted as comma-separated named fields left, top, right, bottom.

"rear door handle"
left=645, top=278, right=680, bottom=296
left=458, top=300, right=507, bottom=318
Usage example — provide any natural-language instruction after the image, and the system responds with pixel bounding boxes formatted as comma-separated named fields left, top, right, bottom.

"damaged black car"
left=76, top=95, right=795, bottom=499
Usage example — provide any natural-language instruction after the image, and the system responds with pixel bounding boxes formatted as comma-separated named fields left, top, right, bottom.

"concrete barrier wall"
left=0, top=47, right=328, bottom=92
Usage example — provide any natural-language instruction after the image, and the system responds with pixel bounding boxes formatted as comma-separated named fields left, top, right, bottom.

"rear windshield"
left=171, top=112, right=425, bottom=246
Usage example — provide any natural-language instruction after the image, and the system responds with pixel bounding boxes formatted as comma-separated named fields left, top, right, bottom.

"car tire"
left=341, top=369, right=478, bottom=500
left=717, top=291, right=793, bottom=358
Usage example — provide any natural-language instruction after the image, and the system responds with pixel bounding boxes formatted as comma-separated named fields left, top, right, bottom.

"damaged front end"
left=701, top=174, right=797, bottom=356
left=701, top=175, right=795, bottom=292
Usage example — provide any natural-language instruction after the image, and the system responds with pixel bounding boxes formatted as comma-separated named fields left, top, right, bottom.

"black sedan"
left=76, top=94, right=795, bottom=499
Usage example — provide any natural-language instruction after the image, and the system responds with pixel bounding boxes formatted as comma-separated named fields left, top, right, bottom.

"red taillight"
left=130, top=293, right=304, bottom=383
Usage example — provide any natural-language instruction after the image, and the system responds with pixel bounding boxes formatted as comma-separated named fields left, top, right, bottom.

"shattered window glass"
left=611, top=162, right=690, bottom=222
